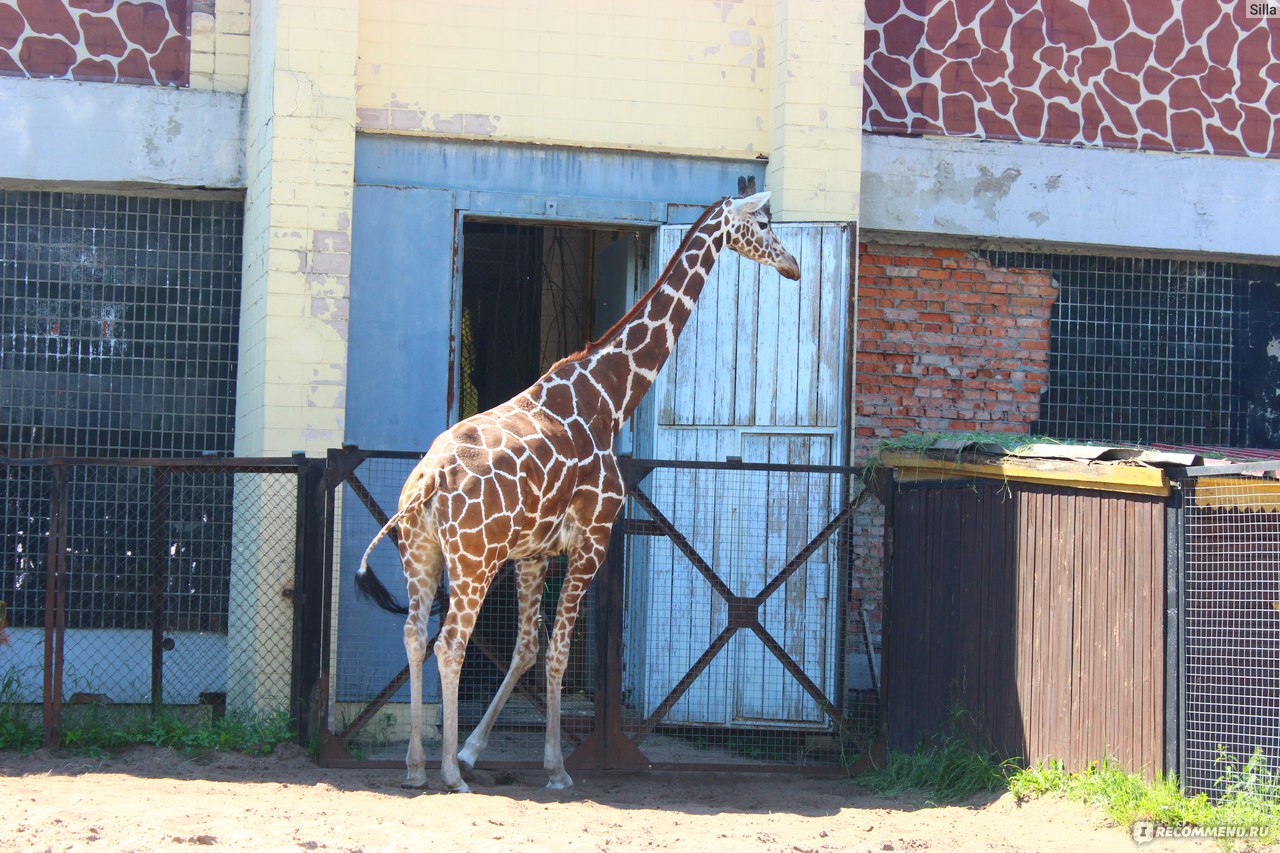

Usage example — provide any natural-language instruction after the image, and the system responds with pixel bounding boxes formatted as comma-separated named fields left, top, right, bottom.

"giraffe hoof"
left=445, top=780, right=472, bottom=794
left=545, top=773, right=574, bottom=790
left=400, top=774, right=429, bottom=790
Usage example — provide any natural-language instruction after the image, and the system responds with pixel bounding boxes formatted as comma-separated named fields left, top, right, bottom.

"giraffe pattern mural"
left=0, top=0, right=191, bottom=85
left=356, top=185, right=800, bottom=792
left=864, top=0, right=1280, bottom=158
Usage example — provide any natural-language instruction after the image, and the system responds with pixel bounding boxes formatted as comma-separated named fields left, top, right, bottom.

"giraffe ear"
left=730, top=191, right=771, bottom=215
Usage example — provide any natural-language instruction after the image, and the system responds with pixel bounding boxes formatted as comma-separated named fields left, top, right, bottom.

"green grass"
left=2, top=664, right=295, bottom=757
left=860, top=730, right=1280, bottom=851
left=876, top=430, right=1049, bottom=457
left=58, top=706, right=295, bottom=758
left=859, top=733, right=1020, bottom=803
left=0, top=668, right=42, bottom=753
left=1009, top=751, right=1280, bottom=849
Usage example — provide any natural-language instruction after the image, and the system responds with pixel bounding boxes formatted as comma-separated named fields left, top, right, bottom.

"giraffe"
left=355, top=183, right=800, bottom=793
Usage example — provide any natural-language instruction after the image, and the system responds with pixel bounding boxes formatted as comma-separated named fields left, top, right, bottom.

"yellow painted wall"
left=190, top=0, right=252, bottom=93
left=355, top=0, right=863, bottom=220
left=356, top=0, right=773, bottom=158
left=234, top=0, right=864, bottom=459
left=236, top=0, right=358, bottom=459
left=767, top=0, right=865, bottom=221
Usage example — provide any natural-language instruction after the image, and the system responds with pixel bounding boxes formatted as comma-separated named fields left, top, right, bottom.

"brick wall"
left=856, top=243, right=1057, bottom=452
left=850, top=242, right=1058, bottom=651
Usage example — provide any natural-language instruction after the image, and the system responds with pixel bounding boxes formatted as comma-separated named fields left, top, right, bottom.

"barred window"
left=0, top=190, right=243, bottom=630
left=979, top=252, right=1280, bottom=448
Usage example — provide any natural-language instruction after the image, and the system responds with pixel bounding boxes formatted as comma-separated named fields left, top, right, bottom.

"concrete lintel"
left=862, top=133, right=1280, bottom=261
left=1, top=77, right=245, bottom=189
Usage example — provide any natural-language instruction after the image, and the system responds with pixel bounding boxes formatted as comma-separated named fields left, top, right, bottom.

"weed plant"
left=1009, top=751, right=1280, bottom=850
left=0, top=668, right=42, bottom=753
left=860, top=733, right=1019, bottom=802
left=59, top=706, right=294, bottom=758
left=861, top=720, right=1279, bottom=851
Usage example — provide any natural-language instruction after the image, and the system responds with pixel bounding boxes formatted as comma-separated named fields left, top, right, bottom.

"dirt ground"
left=1, top=746, right=1221, bottom=853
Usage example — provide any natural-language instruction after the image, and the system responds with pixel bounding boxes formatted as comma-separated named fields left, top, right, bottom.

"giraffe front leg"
left=459, top=558, right=549, bottom=771
left=543, top=541, right=608, bottom=790
left=435, top=568, right=500, bottom=793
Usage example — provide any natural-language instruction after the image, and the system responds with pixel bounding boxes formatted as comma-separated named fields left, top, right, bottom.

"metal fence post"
left=149, top=467, right=169, bottom=712
left=291, top=454, right=328, bottom=748
left=41, top=463, right=69, bottom=748
left=567, top=455, right=651, bottom=772
left=1164, top=479, right=1184, bottom=781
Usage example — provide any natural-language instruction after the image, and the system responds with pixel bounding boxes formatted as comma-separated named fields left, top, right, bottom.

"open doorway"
left=458, top=221, right=649, bottom=420
left=454, top=219, right=650, bottom=706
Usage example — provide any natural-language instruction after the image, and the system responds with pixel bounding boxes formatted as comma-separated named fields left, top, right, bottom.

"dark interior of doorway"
left=456, top=219, right=642, bottom=701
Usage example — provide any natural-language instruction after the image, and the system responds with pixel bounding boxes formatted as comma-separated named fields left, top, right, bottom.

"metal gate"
left=0, top=454, right=323, bottom=748
left=1180, top=462, right=1280, bottom=798
left=315, top=448, right=882, bottom=772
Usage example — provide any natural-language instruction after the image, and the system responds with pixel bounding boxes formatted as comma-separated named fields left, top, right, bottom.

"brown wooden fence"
left=884, top=478, right=1167, bottom=775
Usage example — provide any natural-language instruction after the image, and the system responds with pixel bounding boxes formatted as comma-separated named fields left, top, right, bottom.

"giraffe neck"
left=542, top=202, right=730, bottom=438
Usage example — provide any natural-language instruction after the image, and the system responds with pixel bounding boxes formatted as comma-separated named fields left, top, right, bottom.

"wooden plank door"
left=627, top=223, right=854, bottom=728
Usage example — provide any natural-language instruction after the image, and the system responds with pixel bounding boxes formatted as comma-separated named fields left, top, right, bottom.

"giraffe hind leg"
left=458, top=557, right=549, bottom=771
left=400, top=536, right=444, bottom=790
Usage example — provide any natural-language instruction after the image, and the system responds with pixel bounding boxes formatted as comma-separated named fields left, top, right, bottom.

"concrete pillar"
left=766, top=0, right=865, bottom=222
left=228, top=0, right=358, bottom=714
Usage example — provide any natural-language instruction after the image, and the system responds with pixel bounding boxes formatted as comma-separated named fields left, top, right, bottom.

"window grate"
left=0, top=190, right=244, bottom=631
left=979, top=252, right=1247, bottom=446
left=0, top=190, right=243, bottom=457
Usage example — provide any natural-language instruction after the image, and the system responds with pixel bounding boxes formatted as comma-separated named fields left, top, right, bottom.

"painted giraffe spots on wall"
left=864, top=0, right=1280, bottom=158
left=0, top=0, right=190, bottom=86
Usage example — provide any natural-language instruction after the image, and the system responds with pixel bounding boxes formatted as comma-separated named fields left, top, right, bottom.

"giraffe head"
left=721, top=191, right=801, bottom=281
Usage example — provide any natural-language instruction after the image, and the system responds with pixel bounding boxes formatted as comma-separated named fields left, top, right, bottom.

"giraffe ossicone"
left=355, top=186, right=799, bottom=792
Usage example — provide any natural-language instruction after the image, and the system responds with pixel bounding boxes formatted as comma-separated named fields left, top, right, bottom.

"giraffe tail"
left=354, top=478, right=440, bottom=618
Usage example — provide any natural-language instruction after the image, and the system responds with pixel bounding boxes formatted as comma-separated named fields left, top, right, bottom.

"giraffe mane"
left=549, top=196, right=730, bottom=367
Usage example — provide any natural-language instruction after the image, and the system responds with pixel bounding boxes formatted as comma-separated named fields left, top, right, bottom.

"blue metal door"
left=337, top=186, right=457, bottom=704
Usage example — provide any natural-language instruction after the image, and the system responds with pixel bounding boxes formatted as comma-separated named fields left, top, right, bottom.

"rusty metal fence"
left=0, top=455, right=325, bottom=747
left=318, top=450, right=884, bottom=774
left=2, top=449, right=883, bottom=773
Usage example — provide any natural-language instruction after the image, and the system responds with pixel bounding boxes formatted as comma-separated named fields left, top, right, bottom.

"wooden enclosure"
left=882, top=458, right=1169, bottom=775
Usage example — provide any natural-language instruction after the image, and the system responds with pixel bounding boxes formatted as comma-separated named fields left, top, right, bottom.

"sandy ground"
left=0, top=745, right=1223, bottom=853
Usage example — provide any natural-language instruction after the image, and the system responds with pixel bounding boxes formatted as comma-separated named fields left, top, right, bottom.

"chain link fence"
left=0, top=456, right=315, bottom=746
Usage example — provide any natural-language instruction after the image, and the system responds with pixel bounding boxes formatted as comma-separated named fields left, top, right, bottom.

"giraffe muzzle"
left=777, top=253, right=801, bottom=281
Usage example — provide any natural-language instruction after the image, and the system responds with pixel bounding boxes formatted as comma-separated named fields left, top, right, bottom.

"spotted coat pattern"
left=864, top=0, right=1280, bottom=158
left=362, top=192, right=800, bottom=792
left=0, top=0, right=190, bottom=86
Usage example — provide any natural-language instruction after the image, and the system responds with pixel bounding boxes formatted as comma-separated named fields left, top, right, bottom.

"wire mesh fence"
left=320, top=451, right=882, bottom=773
left=0, top=456, right=309, bottom=746
left=0, top=189, right=243, bottom=458
left=1181, top=473, right=1280, bottom=799
left=978, top=251, right=1252, bottom=446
